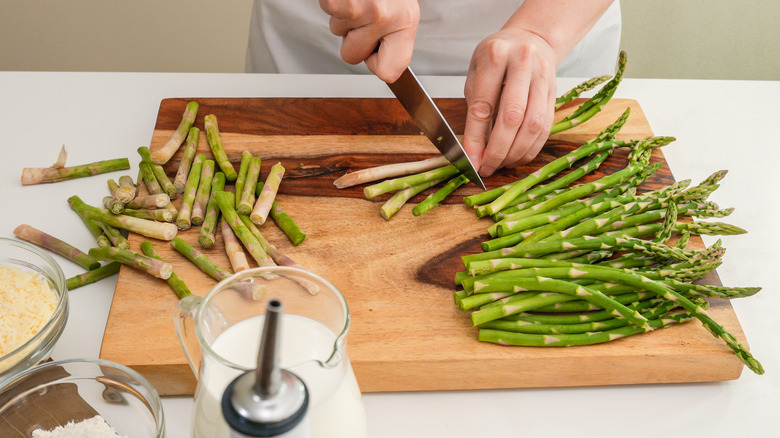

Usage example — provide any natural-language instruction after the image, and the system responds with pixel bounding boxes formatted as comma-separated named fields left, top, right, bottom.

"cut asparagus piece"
left=89, top=246, right=172, bottom=280
left=251, top=162, right=285, bottom=225
left=176, top=154, right=203, bottom=230
left=22, top=158, right=130, bottom=185
left=122, top=208, right=175, bottom=222
left=381, top=178, right=445, bottom=220
left=102, top=195, right=124, bottom=215
left=199, top=172, right=226, bottom=248
left=138, top=146, right=177, bottom=200
left=116, top=175, right=137, bottom=204
left=234, top=151, right=254, bottom=210
left=140, top=241, right=192, bottom=299
left=191, top=159, right=215, bottom=226
left=69, top=196, right=177, bottom=241
left=255, top=181, right=306, bottom=246
left=96, top=221, right=130, bottom=249
left=221, top=217, right=250, bottom=273
left=151, top=101, right=198, bottom=165
left=238, top=214, right=301, bottom=268
left=13, top=224, right=101, bottom=270
left=237, top=156, right=261, bottom=215
left=66, top=262, right=121, bottom=291
left=126, top=194, right=170, bottom=209
left=215, top=191, right=276, bottom=267
left=174, top=127, right=200, bottom=193
left=334, top=155, right=451, bottom=188
left=364, top=164, right=458, bottom=199
left=412, top=174, right=470, bottom=216
left=203, top=114, right=238, bottom=181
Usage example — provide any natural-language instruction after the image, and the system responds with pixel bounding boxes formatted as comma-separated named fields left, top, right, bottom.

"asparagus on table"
left=255, top=181, right=306, bottom=246
left=140, top=240, right=192, bottom=299
left=363, top=164, right=458, bottom=199
left=68, top=195, right=178, bottom=241
left=174, top=127, right=200, bottom=193
left=413, top=174, right=470, bottom=216
left=88, top=246, right=172, bottom=280
left=203, top=114, right=238, bottom=181
left=199, top=172, right=226, bottom=248
left=150, top=101, right=199, bottom=165
left=234, top=151, right=254, bottom=210
left=381, top=178, right=444, bottom=220
left=251, top=162, right=285, bottom=225
left=22, top=158, right=130, bottom=185
left=237, top=156, right=261, bottom=215
left=66, top=262, right=122, bottom=291
left=221, top=217, right=250, bottom=273
left=191, top=159, right=215, bottom=226
left=176, top=154, right=204, bottom=230
left=334, top=155, right=450, bottom=188
left=13, top=224, right=101, bottom=270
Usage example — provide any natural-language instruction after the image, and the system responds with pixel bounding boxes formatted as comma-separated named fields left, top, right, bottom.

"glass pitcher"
left=175, top=266, right=366, bottom=438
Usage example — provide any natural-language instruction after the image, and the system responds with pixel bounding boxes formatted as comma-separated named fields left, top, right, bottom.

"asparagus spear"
left=412, top=174, right=470, bottom=216
left=125, top=194, right=170, bottom=209
left=140, top=240, right=192, bottom=299
left=96, top=221, right=130, bottom=249
left=151, top=101, right=198, bottom=165
left=122, top=208, right=175, bottom=222
left=251, top=162, right=285, bottom=225
left=381, top=178, right=445, bottom=220
left=106, top=179, right=126, bottom=211
left=116, top=175, right=137, bottom=204
left=238, top=214, right=301, bottom=268
left=138, top=161, right=163, bottom=196
left=22, top=158, right=130, bottom=185
left=174, top=127, right=200, bottom=193
left=66, top=262, right=121, bottom=291
left=203, top=114, right=238, bottom=181
left=234, top=152, right=254, bottom=210
left=334, top=155, right=451, bottom=188
left=363, top=164, right=458, bottom=199
left=199, top=172, right=226, bottom=248
left=176, top=154, right=203, bottom=230
left=88, top=246, right=172, bottom=280
left=191, top=159, right=215, bottom=226
left=554, top=75, right=611, bottom=110
left=139, top=146, right=177, bottom=200
left=214, top=191, right=276, bottom=267
left=237, top=156, right=261, bottom=215
left=13, top=224, right=101, bottom=270
left=255, top=181, right=306, bottom=246
left=102, top=195, right=124, bottom=214
left=220, top=217, right=250, bottom=273
left=68, top=196, right=177, bottom=241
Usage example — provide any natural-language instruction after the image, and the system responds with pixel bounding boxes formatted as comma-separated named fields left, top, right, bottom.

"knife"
left=386, top=67, right=487, bottom=190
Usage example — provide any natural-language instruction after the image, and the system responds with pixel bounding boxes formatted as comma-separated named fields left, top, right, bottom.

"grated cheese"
left=0, top=264, right=58, bottom=361
left=32, top=415, right=128, bottom=438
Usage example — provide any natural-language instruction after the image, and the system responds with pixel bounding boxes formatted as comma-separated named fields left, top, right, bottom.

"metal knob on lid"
left=221, top=299, right=310, bottom=437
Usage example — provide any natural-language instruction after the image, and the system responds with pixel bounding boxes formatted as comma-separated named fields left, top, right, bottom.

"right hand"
left=319, top=0, right=420, bottom=83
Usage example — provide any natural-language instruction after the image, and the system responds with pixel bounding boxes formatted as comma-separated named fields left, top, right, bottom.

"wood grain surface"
left=100, top=97, right=747, bottom=396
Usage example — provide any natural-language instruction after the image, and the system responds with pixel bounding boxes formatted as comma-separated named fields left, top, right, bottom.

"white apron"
left=246, top=1, right=621, bottom=78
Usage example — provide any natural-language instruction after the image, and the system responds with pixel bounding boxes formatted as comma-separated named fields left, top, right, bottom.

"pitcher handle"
left=174, top=295, right=203, bottom=375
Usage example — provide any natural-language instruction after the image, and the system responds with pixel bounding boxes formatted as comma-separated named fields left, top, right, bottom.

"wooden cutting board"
left=100, top=97, right=748, bottom=396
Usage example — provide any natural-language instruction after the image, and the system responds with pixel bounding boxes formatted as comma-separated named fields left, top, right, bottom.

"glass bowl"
left=0, top=237, right=68, bottom=382
left=0, top=358, right=165, bottom=437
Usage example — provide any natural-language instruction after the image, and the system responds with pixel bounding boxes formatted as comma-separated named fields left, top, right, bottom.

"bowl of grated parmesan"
left=0, top=358, right=165, bottom=437
left=0, top=237, right=68, bottom=382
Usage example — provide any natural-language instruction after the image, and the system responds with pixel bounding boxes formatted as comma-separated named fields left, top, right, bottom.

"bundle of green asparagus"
left=454, top=118, right=764, bottom=375
left=333, top=51, right=630, bottom=219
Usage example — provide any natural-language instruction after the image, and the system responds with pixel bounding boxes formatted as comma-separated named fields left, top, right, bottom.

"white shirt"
left=246, top=1, right=621, bottom=78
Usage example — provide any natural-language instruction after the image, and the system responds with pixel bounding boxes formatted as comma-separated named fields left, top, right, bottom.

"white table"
left=1, top=72, right=778, bottom=437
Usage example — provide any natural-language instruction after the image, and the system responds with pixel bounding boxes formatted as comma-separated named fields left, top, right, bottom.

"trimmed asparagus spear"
left=234, top=151, right=254, bottom=209
left=138, top=146, right=177, bottom=200
left=554, top=75, right=611, bottom=110
left=66, top=262, right=121, bottom=291
left=203, top=114, right=238, bottom=181
left=126, top=194, right=170, bottom=209
left=191, top=159, right=215, bottom=226
left=176, top=154, right=204, bottom=230
left=412, top=174, right=470, bottom=216
left=68, top=196, right=177, bottom=241
left=138, top=161, right=163, bottom=195
left=215, top=191, right=276, bottom=267
left=364, top=164, right=458, bottom=199
left=88, top=246, right=172, bottom=280
left=334, top=155, right=451, bottom=188
left=380, top=178, right=444, bottom=220
left=122, top=208, right=175, bottom=222
left=151, top=101, right=198, bottom=165
left=116, top=175, right=137, bottom=204
left=14, top=224, right=101, bottom=270
left=255, top=181, right=306, bottom=246
left=174, top=127, right=200, bottom=193
left=199, top=172, right=226, bottom=248
left=220, top=217, right=250, bottom=272
left=102, top=195, right=124, bottom=214
left=251, top=162, right=285, bottom=225
left=237, top=156, right=261, bottom=215
left=22, top=158, right=130, bottom=185
left=140, top=240, right=192, bottom=299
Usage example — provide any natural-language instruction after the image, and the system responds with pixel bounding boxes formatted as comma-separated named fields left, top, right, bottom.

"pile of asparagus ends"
left=335, top=51, right=629, bottom=219
left=18, top=101, right=309, bottom=297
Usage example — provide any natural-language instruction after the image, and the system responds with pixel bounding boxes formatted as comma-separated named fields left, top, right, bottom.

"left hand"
left=462, top=28, right=558, bottom=177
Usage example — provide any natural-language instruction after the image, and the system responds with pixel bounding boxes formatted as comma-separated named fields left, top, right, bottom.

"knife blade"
left=386, top=68, right=486, bottom=190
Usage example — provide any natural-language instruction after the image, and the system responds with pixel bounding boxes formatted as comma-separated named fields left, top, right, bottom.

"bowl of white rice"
left=0, top=358, right=165, bottom=437
left=0, top=237, right=68, bottom=381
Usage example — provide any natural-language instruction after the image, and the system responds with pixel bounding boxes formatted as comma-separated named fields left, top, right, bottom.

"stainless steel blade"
left=387, top=68, right=486, bottom=190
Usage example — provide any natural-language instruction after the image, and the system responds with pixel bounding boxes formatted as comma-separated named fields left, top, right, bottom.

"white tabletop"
left=1, top=72, right=778, bottom=437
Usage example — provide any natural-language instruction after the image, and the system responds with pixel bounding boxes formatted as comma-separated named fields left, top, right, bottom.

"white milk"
left=193, top=315, right=366, bottom=438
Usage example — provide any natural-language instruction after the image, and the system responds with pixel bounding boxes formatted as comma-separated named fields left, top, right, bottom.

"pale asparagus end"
left=334, top=155, right=450, bottom=188
left=151, top=101, right=199, bottom=165
left=53, top=145, right=67, bottom=168
left=220, top=217, right=250, bottom=272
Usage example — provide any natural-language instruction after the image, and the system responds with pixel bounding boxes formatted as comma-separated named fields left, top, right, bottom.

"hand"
left=319, top=0, right=420, bottom=83
left=462, top=28, right=558, bottom=177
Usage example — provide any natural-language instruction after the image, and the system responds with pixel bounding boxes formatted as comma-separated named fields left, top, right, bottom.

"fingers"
left=462, top=51, right=505, bottom=172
